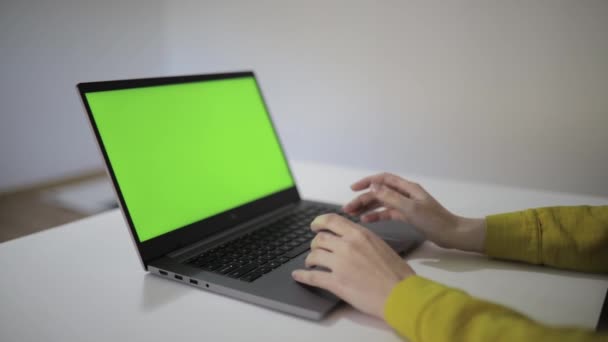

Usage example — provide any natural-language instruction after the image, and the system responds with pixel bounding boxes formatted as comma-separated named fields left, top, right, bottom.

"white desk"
left=1, top=161, right=607, bottom=341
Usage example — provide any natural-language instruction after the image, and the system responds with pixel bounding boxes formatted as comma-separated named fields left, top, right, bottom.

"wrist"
left=451, top=217, right=486, bottom=253
left=382, top=271, right=416, bottom=320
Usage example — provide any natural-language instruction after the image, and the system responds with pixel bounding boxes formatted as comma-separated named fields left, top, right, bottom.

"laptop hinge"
left=166, top=203, right=299, bottom=260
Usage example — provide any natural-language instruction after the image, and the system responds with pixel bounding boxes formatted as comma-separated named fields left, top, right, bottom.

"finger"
left=372, top=185, right=414, bottom=213
left=361, top=209, right=404, bottom=223
left=310, top=213, right=361, bottom=237
left=304, top=248, right=335, bottom=269
left=360, top=211, right=382, bottom=223
left=351, top=172, right=425, bottom=199
left=343, top=191, right=382, bottom=215
left=311, top=231, right=346, bottom=253
left=292, top=270, right=336, bottom=293
left=350, top=174, right=377, bottom=191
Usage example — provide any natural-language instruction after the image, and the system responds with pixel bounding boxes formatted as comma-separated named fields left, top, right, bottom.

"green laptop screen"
left=85, top=76, right=294, bottom=242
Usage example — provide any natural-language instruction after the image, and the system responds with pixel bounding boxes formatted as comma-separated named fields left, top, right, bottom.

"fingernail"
left=311, top=216, right=322, bottom=226
left=291, top=270, right=301, bottom=279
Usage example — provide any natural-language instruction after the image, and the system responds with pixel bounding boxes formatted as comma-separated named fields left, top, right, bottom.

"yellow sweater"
left=384, top=206, right=608, bottom=342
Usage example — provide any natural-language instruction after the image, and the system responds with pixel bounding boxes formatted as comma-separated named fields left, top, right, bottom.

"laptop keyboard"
left=184, top=205, right=359, bottom=282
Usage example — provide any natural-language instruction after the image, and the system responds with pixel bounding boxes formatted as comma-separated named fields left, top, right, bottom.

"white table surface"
left=1, top=160, right=607, bottom=342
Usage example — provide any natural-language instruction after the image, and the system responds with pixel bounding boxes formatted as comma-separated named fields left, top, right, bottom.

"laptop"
left=77, top=71, right=424, bottom=320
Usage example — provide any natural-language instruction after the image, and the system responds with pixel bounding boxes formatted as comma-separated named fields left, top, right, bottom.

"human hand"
left=292, top=214, right=415, bottom=320
left=343, top=172, right=486, bottom=253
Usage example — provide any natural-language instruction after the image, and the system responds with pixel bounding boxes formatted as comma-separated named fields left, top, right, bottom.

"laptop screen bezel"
left=77, top=71, right=301, bottom=267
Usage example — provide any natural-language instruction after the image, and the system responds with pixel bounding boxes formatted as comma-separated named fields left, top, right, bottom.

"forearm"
left=484, top=206, right=608, bottom=273
left=385, top=276, right=605, bottom=342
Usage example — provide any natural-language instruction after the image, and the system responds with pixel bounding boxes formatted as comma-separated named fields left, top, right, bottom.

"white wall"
left=2, top=1, right=607, bottom=197
left=164, top=0, right=608, bottom=196
left=0, top=0, right=168, bottom=191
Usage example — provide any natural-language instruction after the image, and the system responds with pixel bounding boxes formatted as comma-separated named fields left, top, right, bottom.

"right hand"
left=342, top=172, right=486, bottom=253
left=292, top=214, right=415, bottom=320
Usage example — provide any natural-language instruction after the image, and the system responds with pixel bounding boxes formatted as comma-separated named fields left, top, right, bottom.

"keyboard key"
left=255, top=254, right=272, bottom=263
left=270, top=249, right=285, bottom=257
left=218, top=262, right=240, bottom=274
left=241, top=270, right=263, bottom=282
left=267, top=260, right=282, bottom=269
left=228, top=263, right=260, bottom=278
left=204, top=262, right=223, bottom=271
left=259, top=267, right=272, bottom=274
left=196, top=256, right=217, bottom=266
left=284, top=243, right=310, bottom=258
left=238, top=255, right=253, bottom=262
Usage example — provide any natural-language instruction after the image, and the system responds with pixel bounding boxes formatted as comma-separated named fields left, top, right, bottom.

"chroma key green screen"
left=85, top=76, right=294, bottom=242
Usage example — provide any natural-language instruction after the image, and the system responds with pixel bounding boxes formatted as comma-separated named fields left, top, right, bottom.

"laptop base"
left=149, top=200, right=424, bottom=320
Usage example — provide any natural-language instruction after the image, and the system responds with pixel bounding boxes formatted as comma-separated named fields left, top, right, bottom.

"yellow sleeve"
left=384, top=276, right=606, bottom=342
left=485, top=205, right=608, bottom=272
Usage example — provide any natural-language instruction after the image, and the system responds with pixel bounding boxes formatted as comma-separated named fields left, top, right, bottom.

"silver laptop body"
left=78, top=71, right=424, bottom=320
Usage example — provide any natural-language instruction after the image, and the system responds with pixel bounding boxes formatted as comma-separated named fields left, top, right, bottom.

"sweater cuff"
left=384, top=275, right=451, bottom=340
left=485, top=210, right=541, bottom=265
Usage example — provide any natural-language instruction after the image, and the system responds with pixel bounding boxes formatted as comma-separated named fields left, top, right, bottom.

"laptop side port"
left=190, top=279, right=198, bottom=285
left=159, top=270, right=168, bottom=276
left=174, top=274, right=183, bottom=280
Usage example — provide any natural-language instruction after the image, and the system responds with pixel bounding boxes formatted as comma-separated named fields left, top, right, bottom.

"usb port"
left=189, top=279, right=198, bottom=285
left=174, top=274, right=183, bottom=280
left=159, top=270, right=168, bottom=276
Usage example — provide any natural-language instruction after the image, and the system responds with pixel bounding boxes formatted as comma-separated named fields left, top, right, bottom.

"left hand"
left=292, top=213, right=415, bottom=319
left=343, top=172, right=486, bottom=253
